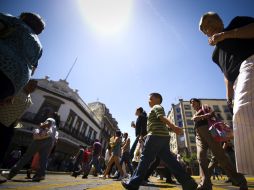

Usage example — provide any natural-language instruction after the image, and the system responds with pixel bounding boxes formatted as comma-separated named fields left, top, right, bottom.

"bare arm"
left=209, top=23, right=254, bottom=45
left=159, top=116, right=183, bottom=135
left=192, top=106, right=215, bottom=121
left=122, top=138, right=130, bottom=150
left=225, top=22, right=254, bottom=39
left=224, top=76, right=234, bottom=100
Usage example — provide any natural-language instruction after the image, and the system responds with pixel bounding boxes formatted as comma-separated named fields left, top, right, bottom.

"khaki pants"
left=196, top=125, right=244, bottom=187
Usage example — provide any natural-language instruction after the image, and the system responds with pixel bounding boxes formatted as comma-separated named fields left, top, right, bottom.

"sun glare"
left=78, top=0, right=133, bottom=36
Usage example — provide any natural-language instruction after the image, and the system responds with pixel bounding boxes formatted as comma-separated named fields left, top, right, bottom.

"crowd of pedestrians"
left=0, top=10, right=253, bottom=190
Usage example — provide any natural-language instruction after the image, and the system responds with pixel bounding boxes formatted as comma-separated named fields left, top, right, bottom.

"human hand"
left=192, top=115, right=202, bottom=122
left=208, top=32, right=225, bottom=46
left=172, top=126, right=183, bottom=135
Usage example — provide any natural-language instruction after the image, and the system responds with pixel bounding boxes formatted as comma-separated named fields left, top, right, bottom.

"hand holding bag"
left=202, top=105, right=233, bottom=142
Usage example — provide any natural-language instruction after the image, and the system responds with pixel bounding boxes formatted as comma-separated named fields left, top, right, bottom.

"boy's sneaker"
left=121, top=181, right=139, bottom=190
left=196, top=184, right=212, bottom=190
left=182, top=179, right=198, bottom=190
left=82, top=175, right=88, bottom=179
left=32, top=175, right=45, bottom=182
left=232, top=174, right=248, bottom=190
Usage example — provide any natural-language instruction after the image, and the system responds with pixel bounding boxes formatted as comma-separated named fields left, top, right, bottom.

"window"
left=74, top=119, right=81, bottom=130
left=65, top=110, right=75, bottom=129
left=216, top=113, right=223, bottom=120
left=178, top=121, right=183, bottom=127
left=213, top=105, right=221, bottom=112
left=184, top=105, right=191, bottom=110
left=176, top=114, right=182, bottom=120
left=87, top=128, right=93, bottom=139
left=188, top=128, right=195, bottom=134
left=180, top=135, right=185, bottom=142
left=176, top=108, right=181, bottom=113
left=186, top=119, right=194, bottom=125
left=191, top=146, right=197, bottom=153
left=34, top=96, right=64, bottom=123
left=93, top=131, right=97, bottom=140
left=223, top=105, right=230, bottom=112
left=226, top=114, right=232, bottom=120
left=189, top=136, right=196, bottom=143
left=82, top=122, right=88, bottom=136
left=185, top=111, right=193, bottom=117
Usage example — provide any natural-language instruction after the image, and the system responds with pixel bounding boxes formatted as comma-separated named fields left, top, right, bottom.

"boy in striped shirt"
left=122, top=93, right=197, bottom=190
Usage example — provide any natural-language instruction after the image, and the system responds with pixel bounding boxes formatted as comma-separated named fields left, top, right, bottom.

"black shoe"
left=232, top=174, right=248, bottom=190
left=182, top=180, right=198, bottom=190
left=82, top=175, right=88, bottom=179
left=26, top=169, right=32, bottom=179
left=32, top=175, right=45, bottom=182
left=196, top=184, right=212, bottom=190
left=166, top=179, right=176, bottom=184
left=121, top=181, right=139, bottom=190
left=71, top=172, right=78, bottom=178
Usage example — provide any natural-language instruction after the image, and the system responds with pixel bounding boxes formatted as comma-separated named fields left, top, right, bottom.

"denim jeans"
left=120, top=151, right=133, bottom=174
left=128, top=135, right=193, bottom=188
left=84, top=155, right=102, bottom=176
left=129, top=136, right=139, bottom=161
left=11, top=137, right=53, bottom=177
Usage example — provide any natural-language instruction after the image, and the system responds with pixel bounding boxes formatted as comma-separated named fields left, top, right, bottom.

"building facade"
left=168, top=99, right=233, bottom=155
left=88, top=102, right=119, bottom=153
left=7, top=77, right=103, bottom=167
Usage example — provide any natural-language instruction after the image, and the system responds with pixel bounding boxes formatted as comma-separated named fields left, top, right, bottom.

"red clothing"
left=83, top=150, right=91, bottom=163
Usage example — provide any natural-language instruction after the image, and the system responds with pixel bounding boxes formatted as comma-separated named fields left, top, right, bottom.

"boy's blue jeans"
left=128, top=135, right=193, bottom=188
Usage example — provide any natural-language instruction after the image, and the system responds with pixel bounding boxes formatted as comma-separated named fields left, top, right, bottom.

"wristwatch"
left=227, top=98, right=233, bottom=105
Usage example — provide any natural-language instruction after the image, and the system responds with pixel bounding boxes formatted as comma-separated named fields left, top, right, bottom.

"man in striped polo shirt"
left=122, top=93, right=197, bottom=190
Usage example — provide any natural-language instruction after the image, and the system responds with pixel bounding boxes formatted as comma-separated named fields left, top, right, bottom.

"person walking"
left=0, top=12, right=45, bottom=103
left=71, top=145, right=85, bottom=178
left=199, top=12, right=254, bottom=175
left=190, top=98, right=247, bottom=190
left=0, top=80, right=37, bottom=166
left=2, top=112, right=60, bottom=182
left=83, top=139, right=103, bottom=178
left=129, top=107, right=147, bottom=160
left=122, top=93, right=197, bottom=190
left=100, top=130, right=124, bottom=180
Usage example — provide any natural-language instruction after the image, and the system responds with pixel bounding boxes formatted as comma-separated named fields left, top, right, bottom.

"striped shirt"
left=147, top=105, right=169, bottom=136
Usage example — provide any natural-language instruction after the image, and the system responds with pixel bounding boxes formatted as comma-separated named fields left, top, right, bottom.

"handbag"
left=202, top=105, right=234, bottom=142
left=208, top=120, right=234, bottom=142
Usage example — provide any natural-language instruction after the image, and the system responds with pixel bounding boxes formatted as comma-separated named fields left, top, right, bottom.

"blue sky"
left=1, top=0, right=254, bottom=143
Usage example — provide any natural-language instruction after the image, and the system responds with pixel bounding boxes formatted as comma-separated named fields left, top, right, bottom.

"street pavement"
left=0, top=174, right=254, bottom=190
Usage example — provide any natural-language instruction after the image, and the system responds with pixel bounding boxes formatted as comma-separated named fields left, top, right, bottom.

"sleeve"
left=32, top=49, right=42, bottom=68
left=0, top=13, right=16, bottom=38
left=0, top=13, right=12, bottom=26
left=153, top=105, right=165, bottom=118
left=226, top=16, right=254, bottom=31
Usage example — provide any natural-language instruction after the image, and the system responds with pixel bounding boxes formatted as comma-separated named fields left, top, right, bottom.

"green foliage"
left=182, top=152, right=197, bottom=164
